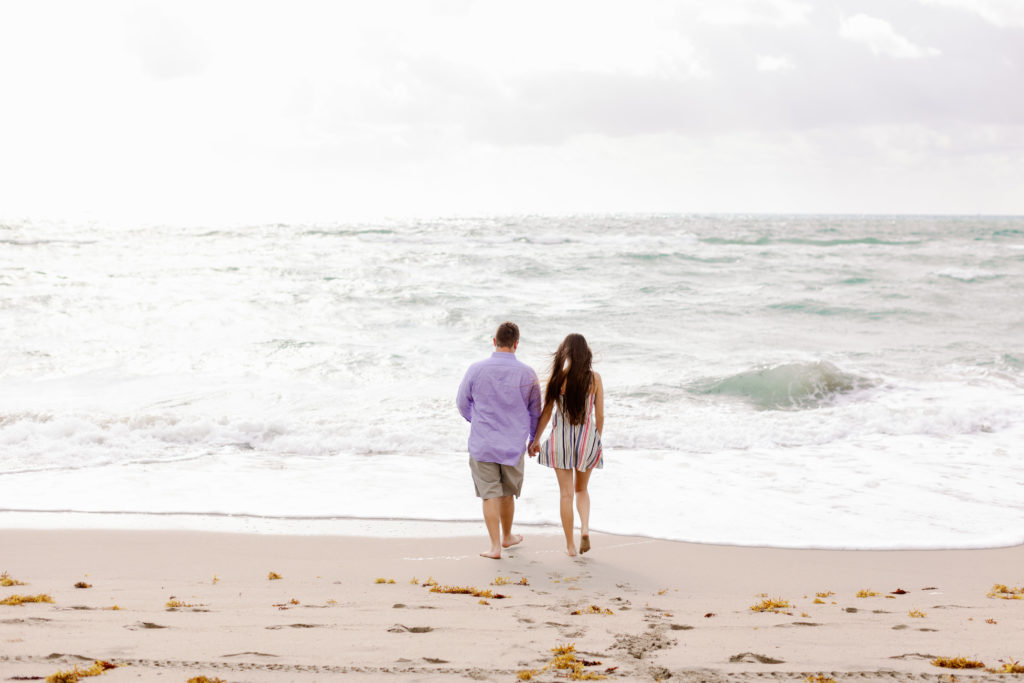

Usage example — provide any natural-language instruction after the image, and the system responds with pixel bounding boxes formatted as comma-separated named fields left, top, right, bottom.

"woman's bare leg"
left=574, top=469, right=593, bottom=552
left=555, top=468, right=577, bottom=556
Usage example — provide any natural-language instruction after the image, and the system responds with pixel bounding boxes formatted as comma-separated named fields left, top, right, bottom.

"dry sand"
left=2, top=528, right=1023, bottom=681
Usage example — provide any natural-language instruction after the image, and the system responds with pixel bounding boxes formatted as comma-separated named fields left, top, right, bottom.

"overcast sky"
left=1, top=0, right=1022, bottom=223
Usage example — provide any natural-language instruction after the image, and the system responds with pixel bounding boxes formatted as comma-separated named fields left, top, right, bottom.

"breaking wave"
left=696, top=361, right=874, bottom=410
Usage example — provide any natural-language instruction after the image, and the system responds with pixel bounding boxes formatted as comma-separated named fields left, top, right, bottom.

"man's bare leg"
left=499, top=496, right=522, bottom=548
left=481, top=497, right=503, bottom=559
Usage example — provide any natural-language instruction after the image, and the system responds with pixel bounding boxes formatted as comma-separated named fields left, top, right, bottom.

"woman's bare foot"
left=579, top=534, right=591, bottom=553
left=502, top=534, right=523, bottom=549
left=566, top=546, right=578, bottom=557
left=480, top=549, right=501, bottom=559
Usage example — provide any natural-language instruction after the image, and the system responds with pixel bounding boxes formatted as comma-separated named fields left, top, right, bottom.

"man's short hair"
left=494, top=321, right=519, bottom=348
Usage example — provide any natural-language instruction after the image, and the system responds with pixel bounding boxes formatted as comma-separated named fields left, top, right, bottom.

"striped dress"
left=537, top=393, right=603, bottom=471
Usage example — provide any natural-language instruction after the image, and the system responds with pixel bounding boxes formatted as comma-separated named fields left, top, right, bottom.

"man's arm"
left=526, top=372, right=542, bottom=440
left=456, top=370, right=474, bottom=422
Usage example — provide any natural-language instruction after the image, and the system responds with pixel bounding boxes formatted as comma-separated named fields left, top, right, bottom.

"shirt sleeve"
left=456, top=369, right=473, bottom=422
left=526, top=371, right=542, bottom=439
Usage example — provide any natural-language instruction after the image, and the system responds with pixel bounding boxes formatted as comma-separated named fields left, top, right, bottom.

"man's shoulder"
left=467, top=353, right=536, bottom=377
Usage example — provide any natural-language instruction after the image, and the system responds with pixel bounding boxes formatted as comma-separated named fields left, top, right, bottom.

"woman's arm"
left=528, top=399, right=555, bottom=457
left=593, top=371, right=604, bottom=435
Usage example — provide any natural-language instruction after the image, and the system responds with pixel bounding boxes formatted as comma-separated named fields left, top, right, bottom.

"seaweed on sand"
left=429, top=585, right=507, bottom=599
left=0, top=571, right=26, bottom=587
left=45, top=660, right=116, bottom=683
left=571, top=605, right=614, bottom=615
left=989, top=584, right=1024, bottom=600
left=931, top=656, right=985, bottom=669
left=987, top=658, right=1024, bottom=674
left=517, top=643, right=607, bottom=681
left=1, top=594, right=54, bottom=606
left=750, top=597, right=790, bottom=612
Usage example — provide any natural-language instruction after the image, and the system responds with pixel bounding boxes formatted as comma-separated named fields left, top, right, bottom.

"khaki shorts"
left=469, top=455, right=525, bottom=499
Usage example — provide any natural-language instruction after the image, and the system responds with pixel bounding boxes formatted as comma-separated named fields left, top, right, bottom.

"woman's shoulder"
left=590, top=370, right=602, bottom=391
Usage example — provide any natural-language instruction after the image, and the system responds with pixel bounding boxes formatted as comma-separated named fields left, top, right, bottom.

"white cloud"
left=697, top=0, right=812, bottom=27
left=756, top=55, right=795, bottom=71
left=840, top=14, right=941, bottom=58
left=913, top=0, right=1024, bottom=27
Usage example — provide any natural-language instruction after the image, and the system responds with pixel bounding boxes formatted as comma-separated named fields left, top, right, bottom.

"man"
left=457, top=321, right=541, bottom=559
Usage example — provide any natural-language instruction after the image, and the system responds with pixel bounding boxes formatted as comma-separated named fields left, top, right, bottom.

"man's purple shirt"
left=457, top=351, right=542, bottom=465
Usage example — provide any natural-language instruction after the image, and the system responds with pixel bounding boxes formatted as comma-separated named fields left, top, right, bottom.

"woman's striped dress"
left=537, top=393, right=603, bottom=471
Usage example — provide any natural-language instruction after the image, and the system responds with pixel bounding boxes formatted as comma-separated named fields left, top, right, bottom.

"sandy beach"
left=2, top=528, right=1023, bottom=681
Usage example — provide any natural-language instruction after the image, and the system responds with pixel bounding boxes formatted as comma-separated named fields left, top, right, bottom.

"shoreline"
left=3, top=511, right=1021, bottom=552
left=2, top=528, right=1023, bottom=681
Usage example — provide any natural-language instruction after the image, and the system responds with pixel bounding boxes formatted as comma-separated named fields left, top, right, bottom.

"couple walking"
left=456, top=321, right=604, bottom=559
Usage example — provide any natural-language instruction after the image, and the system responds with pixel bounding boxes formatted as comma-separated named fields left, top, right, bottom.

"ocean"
left=1, top=214, right=1022, bottom=549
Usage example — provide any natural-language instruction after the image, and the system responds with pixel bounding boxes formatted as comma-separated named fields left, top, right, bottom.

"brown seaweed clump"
left=375, top=577, right=397, bottom=584
left=931, top=656, right=985, bottom=669
left=571, top=605, right=614, bottom=615
left=517, top=643, right=608, bottom=681
left=187, top=677, right=227, bottom=683
left=267, top=571, right=283, bottom=580
left=1, top=594, right=54, bottom=606
left=0, top=571, right=26, bottom=587
left=987, top=658, right=1024, bottom=674
left=805, top=676, right=837, bottom=683
left=750, top=597, right=790, bottom=612
left=429, top=585, right=507, bottom=599
left=908, top=609, right=926, bottom=618
left=45, top=660, right=116, bottom=683
left=74, top=582, right=92, bottom=589
left=856, top=589, right=880, bottom=598
left=988, top=584, right=1024, bottom=600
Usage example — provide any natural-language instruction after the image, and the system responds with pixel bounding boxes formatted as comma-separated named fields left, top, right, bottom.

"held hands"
left=528, top=441, right=540, bottom=458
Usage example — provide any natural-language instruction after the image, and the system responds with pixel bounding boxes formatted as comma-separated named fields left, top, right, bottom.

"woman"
left=528, top=333, right=604, bottom=556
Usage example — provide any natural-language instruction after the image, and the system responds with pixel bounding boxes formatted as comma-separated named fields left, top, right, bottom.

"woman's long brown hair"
left=543, top=333, right=593, bottom=425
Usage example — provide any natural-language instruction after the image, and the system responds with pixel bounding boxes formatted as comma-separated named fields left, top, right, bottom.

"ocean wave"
left=693, top=361, right=874, bottom=410
left=699, top=236, right=922, bottom=247
left=934, top=268, right=1004, bottom=282
left=767, top=301, right=923, bottom=319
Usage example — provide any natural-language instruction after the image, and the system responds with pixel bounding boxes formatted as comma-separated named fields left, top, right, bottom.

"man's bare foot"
left=501, top=534, right=523, bottom=549
left=480, top=549, right=501, bottom=559
left=580, top=534, right=591, bottom=553
left=566, top=546, right=578, bottom=557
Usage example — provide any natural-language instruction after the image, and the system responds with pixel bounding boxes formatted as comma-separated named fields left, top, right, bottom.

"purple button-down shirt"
left=457, top=351, right=542, bottom=465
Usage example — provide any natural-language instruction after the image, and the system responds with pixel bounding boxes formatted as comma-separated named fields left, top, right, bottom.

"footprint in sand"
left=728, top=652, right=784, bottom=664
left=387, top=624, right=434, bottom=633
left=125, top=622, right=168, bottom=630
